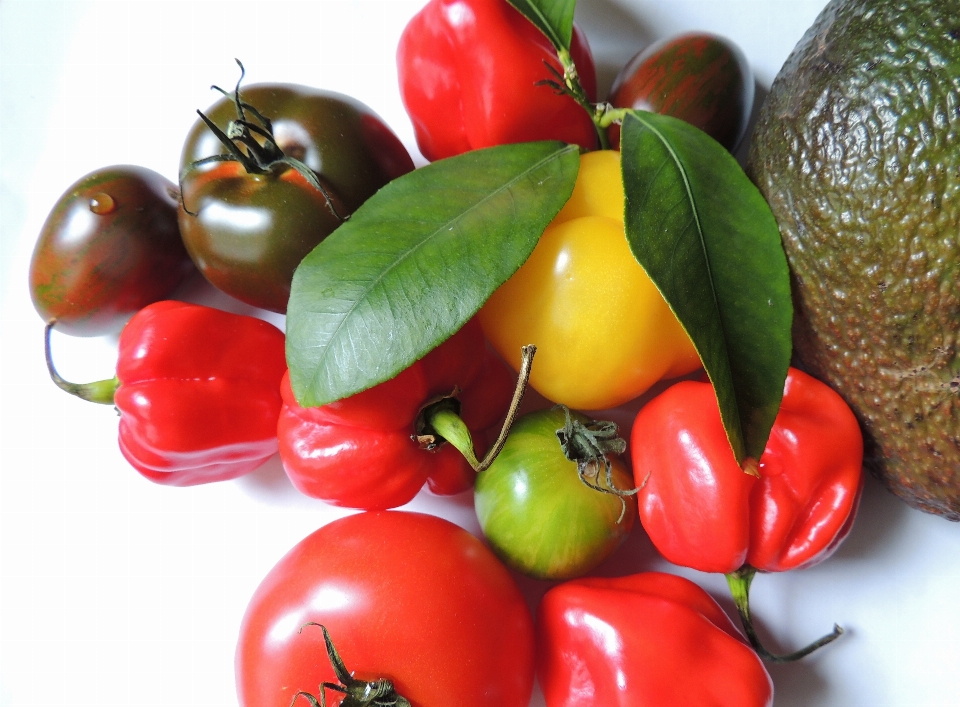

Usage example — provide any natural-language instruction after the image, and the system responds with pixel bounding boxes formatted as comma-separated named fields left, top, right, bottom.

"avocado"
left=748, top=0, right=960, bottom=519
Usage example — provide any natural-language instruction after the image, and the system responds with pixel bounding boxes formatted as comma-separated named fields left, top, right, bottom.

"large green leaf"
left=507, top=0, right=576, bottom=52
left=620, top=110, right=792, bottom=464
left=286, top=141, right=580, bottom=408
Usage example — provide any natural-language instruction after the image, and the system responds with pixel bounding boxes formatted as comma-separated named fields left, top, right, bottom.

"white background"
left=2, top=1, right=959, bottom=706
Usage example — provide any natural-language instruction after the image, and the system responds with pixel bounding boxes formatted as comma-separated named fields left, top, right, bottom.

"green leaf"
left=507, top=0, right=576, bottom=52
left=286, top=141, right=581, bottom=408
left=620, top=110, right=792, bottom=463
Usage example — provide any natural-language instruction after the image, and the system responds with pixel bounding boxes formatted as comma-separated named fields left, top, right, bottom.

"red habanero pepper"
left=537, top=572, right=774, bottom=707
left=277, top=318, right=517, bottom=510
left=630, top=366, right=864, bottom=661
left=46, top=300, right=287, bottom=486
left=396, top=0, right=599, bottom=162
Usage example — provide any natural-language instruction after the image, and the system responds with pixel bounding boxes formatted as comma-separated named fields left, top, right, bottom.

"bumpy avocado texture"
left=749, top=0, right=960, bottom=519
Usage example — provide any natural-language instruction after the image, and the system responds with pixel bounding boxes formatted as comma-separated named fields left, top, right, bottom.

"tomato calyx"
left=292, top=623, right=411, bottom=707
left=44, top=321, right=118, bottom=405
left=416, top=344, right=537, bottom=473
left=725, top=565, right=844, bottom=663
left=554, top=405, right=641, bottom=522
left=179, top=59, right=343, bottom=221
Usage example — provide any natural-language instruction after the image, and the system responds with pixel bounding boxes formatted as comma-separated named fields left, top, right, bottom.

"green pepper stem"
left=426, top=406, right=481, bottom=469
left=421, top=344, right=536, bottom=472
left=549, top=48, right=610, bottom=151
left=726, top=565, right=844, bottom=663
left=44, top=322, right=118, bottom=405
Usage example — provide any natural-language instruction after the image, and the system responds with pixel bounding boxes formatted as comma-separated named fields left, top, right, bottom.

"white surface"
left=1, top=1, right=958, bottom=706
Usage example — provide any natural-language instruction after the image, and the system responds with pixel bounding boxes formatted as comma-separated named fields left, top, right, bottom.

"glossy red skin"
left=537, top=572, right=773, bottom=707
left=608, top=33, right=754, bottom=152
left=397, top=0, right=598, bottom=161
left=278, top=318, right=516, bottom=508
left=179, top=84, right=414, bottom=313
left=114, top=300, right=286, bottom=486
left=631, top=367, right=864, bottom=574
left=236, top=511, right=536, bottom=707
left=30, top=165, right=195, bottom=336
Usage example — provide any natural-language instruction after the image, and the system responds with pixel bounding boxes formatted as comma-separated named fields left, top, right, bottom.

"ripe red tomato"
left=235, top=511, right=536, bottom=707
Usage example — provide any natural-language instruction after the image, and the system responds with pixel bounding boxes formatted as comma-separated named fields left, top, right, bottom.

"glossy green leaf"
left=286, top=141, right=581, bottom=408
left=507, top=0, right=576, bottom=52
left=620, top=110, right=792, bottom=463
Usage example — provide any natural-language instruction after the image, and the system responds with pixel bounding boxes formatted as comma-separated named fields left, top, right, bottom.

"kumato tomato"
left=479, top=150, right=702, bottom=410
left=608, top=33, right=754, bottom=152
left=235, top=511, right=536, bottom=707
left=30, top=165, right=195, bottom=336
left=179, top=79, right=414, bottom=313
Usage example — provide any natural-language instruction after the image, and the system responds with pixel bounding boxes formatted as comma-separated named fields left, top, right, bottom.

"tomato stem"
left=44, top=322, right=118, bottom=405
left=293, top=623, right=411, bottom=707
left=726, top=565, right=844, bottom=663
left=555, top=406, right=642, bottom=523
left=180, top=59, right=344, bottom=221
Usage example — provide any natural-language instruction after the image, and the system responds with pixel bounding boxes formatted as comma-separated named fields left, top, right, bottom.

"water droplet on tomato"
left=89, top=192, right=116, bottom=214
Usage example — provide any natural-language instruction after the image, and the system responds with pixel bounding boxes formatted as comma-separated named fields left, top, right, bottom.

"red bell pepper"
left=277, top=318, right=517, bottom=509
left=537, top=572, right=774, bottom=707
left=396, top=0, right=599, bottom=162
left=46, top=300, right=287, bottom=486
left=630, top=366, right=864, bottom=660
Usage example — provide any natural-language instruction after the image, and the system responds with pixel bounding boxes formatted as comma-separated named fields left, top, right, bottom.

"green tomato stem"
left=44, top=322, right=118, bottom=405
left=726, top=565, right=844, bottom=663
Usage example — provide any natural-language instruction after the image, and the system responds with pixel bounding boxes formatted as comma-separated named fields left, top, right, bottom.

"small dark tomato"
left=178, top=83, right=414, bottom=313
left=29, top=165, right=195, bottom=337
left=474, top=406, right=637, bottom=580
left=608, top=33, right=754, bottom=152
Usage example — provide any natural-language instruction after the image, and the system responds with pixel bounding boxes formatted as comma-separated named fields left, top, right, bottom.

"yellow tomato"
left=479, top=150, right=701, bottom=410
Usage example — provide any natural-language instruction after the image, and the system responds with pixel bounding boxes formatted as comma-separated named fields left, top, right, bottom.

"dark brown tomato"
left=178, top=84, right=415, bottom=313
left=29, top=165, right=195, bottom=337
left=608, top=33, right=754, bottom=152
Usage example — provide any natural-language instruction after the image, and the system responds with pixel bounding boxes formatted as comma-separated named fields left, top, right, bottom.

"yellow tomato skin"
left=479, top=150, right=701, bottom=410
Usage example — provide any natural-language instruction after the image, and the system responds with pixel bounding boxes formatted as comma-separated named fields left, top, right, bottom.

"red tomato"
left=235, top=511, right=536, bottom=707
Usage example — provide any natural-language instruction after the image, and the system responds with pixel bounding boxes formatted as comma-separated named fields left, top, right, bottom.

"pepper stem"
left=419, top=344, right=536, bottom=472
left=538, top=53, right=610, bottom=151
left=293, top=623, right=411, bottom=707
left=726, top=565, right=844, bottom=663
left=44, top=322, right=118, bottom=405
left=425, top=404, right=481, bottom=469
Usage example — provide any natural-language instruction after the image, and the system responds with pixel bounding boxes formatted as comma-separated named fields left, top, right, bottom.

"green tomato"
left=474, top=407, right=636, bottom=580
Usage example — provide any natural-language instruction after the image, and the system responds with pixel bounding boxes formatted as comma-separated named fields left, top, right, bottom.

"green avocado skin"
left=748, top=0, right=960, bottom=519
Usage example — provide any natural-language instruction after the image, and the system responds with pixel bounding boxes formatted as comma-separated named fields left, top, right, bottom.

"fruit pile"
left=25, top=0, right=959, bottom=705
